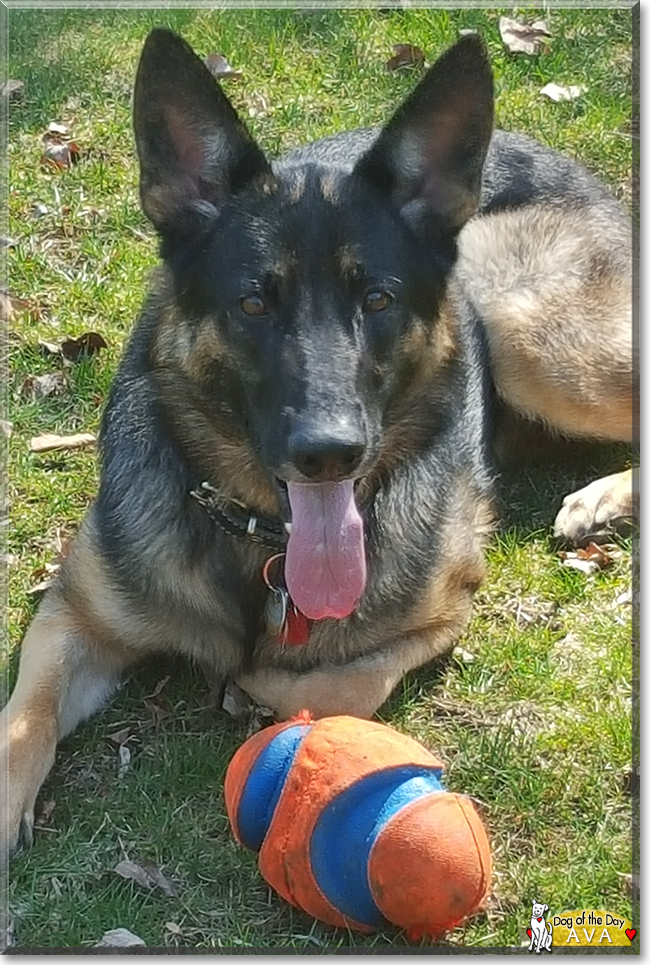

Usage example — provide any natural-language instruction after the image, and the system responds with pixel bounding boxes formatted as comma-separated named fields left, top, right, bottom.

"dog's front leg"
left=1, top=590, right=127, bottom=865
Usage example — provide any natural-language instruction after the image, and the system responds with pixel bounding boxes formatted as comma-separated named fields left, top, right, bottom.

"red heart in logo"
left=625, top=929, right=636, bottom=942
left=526, top=929, right=532, bottom=938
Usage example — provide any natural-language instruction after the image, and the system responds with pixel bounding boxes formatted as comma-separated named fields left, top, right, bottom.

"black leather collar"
left=189, top=481, right=289, bottom=551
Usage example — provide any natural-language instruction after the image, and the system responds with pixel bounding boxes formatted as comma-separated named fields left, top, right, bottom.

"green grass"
left=4, top=7, right=635, bottom=951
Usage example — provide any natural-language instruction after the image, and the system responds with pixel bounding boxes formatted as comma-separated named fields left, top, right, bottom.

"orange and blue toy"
left=224, top=711, right=491, bottom=941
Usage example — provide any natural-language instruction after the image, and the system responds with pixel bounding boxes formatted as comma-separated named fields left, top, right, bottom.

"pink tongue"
left=285, top=480, right=366, bottom=621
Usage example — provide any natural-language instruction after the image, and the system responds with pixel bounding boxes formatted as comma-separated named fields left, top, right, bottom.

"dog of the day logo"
left=526, top=903, right=636, bottom=949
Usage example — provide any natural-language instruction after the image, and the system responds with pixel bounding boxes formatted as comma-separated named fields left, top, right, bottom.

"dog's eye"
left=239, top=295, right=268, bottom=317
left=363, top=290, right=393, bottom=313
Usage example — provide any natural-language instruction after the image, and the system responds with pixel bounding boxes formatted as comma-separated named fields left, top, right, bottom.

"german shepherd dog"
left=1, top=29, right=634, bottom=864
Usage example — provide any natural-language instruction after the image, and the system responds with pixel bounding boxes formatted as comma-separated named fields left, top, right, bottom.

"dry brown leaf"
left=499, top=16, right=551, bottom=55
left=41, top=140, right=81, bottom=171
left=39, top=332, right=108, bottom=362
left=205, top=52, right=243, bottom=79
left=0, top=290, right=38, bottom=322
left=107, top=726, right=132, bottom=746
left=114, top=858, right=155, bottom=890
left=29, top=431, right=96, bottom=453
left=20, top=372, right=67, bottom=400
left=41, top=124, right=80, bottom=171
left=60, top=331, right=108, bottom=361
left=34, top=798, right=56, bottom=827
left=144, top=697, right=172, bottom=727
left=140, top=861, right=179, bottom=897
left=386, top=43, right=426, bottom=71
left=143, top=675, right=171, bottom=700
left=222, top=680, right=253, bottom=719
left=114, top=858, right=178, bottom=897
left=559, top=541, right=617, bottom=574
left=94, top=928, right=146, bottom=948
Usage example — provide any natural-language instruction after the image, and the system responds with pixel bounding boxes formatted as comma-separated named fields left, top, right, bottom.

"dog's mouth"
left=274, top=478, right=367, bottom=622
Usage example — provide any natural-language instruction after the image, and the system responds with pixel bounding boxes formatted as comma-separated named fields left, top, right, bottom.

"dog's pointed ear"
left=353, top=35, right=493, bottom=235
left=133, top=28, right=273, bottom=234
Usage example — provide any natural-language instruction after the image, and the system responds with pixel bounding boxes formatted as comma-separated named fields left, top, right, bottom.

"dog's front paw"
left=0, top=709, right=57, bottom=867
left=553, top=469, right=636, bottom=545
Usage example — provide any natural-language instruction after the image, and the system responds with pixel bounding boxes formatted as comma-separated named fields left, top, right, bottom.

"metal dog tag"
left=264, top=585, right=289, bottom=637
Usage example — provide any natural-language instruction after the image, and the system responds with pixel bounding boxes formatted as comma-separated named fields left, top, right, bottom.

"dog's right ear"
left=133, top=29, right=272, bottom=235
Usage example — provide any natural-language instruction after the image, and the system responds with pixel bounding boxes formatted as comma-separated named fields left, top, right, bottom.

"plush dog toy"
left=224, top=713, right=491, bottom=941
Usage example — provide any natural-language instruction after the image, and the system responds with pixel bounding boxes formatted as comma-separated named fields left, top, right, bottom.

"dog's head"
left=133, top=29, right=493, bottom=619
left=531, top=901, right=549, bottom=919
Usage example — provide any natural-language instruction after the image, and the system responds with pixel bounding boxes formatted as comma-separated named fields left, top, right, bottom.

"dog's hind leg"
left=457, top=203, right=636, bottom=541
left=0, top=588, right=129, bottom=865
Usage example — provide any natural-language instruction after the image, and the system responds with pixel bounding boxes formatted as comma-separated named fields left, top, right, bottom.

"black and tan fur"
left=1, top=30, right=635, bottom=864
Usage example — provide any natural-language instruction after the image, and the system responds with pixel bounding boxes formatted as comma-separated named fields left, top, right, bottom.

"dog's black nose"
left=287, top=422, right=366, bottom=482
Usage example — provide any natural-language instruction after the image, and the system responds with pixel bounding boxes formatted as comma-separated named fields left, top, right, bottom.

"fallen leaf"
left=28, top=562, right=60, bottom=593
left=559, top=541, right=616, bottom=574
left=41, top=139, right=81, bottom=171
left=143, top=675, right=170, bottom=699
left=140, top=861, right=178, bottom=897
left=0, top=420, right=13, bottom=438
left=0, top=290, right=37, bottom=322
left=1, top=79, right=24, bottom=101
left=205, top=52, right=243, bottom=79
left=41, top=124, right=80, bottom=171
left=499, top=16, right=551, bottom=55
left=166, top=922, right=183, bottom=936
left=20, top=372, right=67, bottom=400
left=222, top=680, right=253, bottom=719
left=117, top=743, right=132, bottom=778
left=247, top=91, right=272, bottom=119
left=114, top=858, right=178, bottom=897
left=144, top=697, right=171, bottom=727
left=114, top=858, right=154, bottom=890
left=540, top=82, right=587, bottom=102
left=38, top=331, right=108, bottom=362
left=107, top=726, right=132, bottom=746
left=459, top=29, right=478, bottom=36
left=94, top=927, right=146, bottom=948
left=559, top=555, right=598, bottom=575
left=59, top=331, right=108, bottom=361
left=29, top=431, right=96, bottom=453
left=34, top=798, right=56, bottom=826
left=386, top=42, right=426, bottom=71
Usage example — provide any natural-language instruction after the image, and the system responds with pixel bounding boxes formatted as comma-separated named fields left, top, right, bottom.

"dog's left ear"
left=354, top=34, right=493, bottom=235
left=133, top=28, right=273, bottom=235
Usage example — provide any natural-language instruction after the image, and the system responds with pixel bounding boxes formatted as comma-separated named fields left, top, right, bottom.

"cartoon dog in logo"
left=528, top=900, right=553, bottom=953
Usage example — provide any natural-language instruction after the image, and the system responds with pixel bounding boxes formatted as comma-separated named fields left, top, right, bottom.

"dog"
left=528, top=900, right=553, bottom=954
left=1, top=29, right=634, bottom=865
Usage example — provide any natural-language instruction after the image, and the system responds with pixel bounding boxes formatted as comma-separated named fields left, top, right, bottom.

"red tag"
left=282, top=606, right=311, bottom=645
left=537, top=917, right=543, bottom=922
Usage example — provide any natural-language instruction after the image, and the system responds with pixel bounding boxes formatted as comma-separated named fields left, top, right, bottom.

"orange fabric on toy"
left=224, top=713, right=491, bottom=940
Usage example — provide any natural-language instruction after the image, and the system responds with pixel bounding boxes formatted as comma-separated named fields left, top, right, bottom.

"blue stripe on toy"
left=310, top=765, right=444, bottom=928
left=236, top=723, right=311, bottom=851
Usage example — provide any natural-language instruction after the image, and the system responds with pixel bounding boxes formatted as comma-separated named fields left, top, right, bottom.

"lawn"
left=3, top=6, right=636, bottom=951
